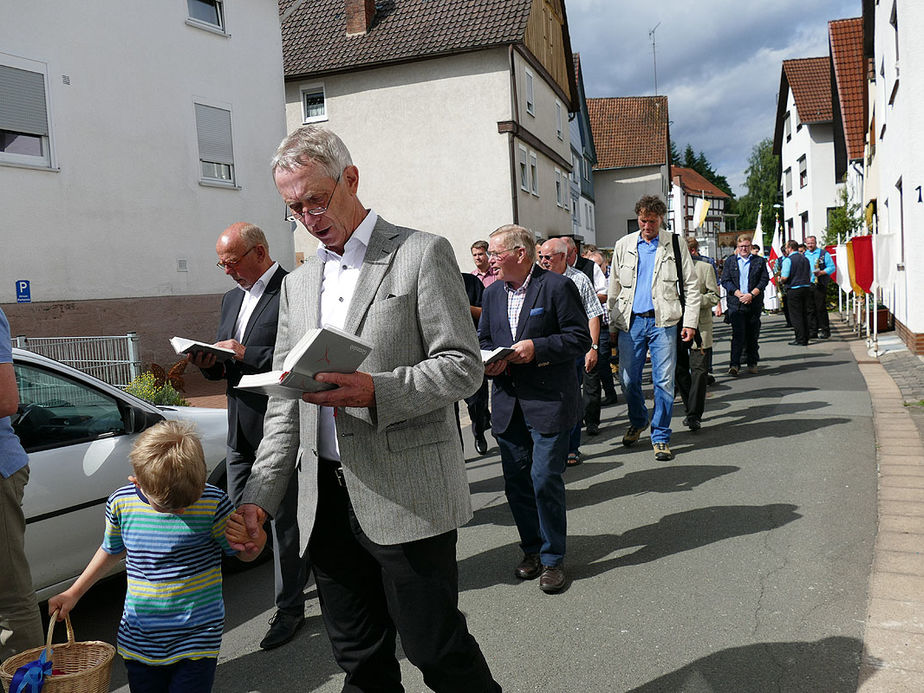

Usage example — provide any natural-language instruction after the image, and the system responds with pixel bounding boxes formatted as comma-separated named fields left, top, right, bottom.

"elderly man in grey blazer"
left=231, top=126, right=499, bottom=692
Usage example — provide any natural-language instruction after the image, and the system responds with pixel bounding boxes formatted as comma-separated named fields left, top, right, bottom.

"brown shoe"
left=515, top=553, right=542, bottom=580
left=539, top=565, right=566, bottom=593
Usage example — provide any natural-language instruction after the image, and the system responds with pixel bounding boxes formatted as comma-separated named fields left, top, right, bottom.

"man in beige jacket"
left=607, top=195, right=700, bottom=461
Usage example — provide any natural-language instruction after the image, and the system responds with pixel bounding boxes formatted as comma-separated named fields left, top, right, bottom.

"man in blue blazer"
left=479, top=224, right=590, bottom=593
left=720, top=235, right=770, bottom=375
left=190, top=223, right=307, bottom=650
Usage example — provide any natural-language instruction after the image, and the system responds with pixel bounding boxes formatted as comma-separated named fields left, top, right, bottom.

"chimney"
left=346, top=0, right=375, bottom=36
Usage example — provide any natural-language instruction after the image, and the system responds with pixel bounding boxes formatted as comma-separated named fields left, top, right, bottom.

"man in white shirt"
left=189, top=223, right=308, bottom=650
left=233, top=126, right=499, bottom=691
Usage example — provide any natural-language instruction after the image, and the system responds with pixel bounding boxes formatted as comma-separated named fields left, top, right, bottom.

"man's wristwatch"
left=590, top=344, right=599, bottom=351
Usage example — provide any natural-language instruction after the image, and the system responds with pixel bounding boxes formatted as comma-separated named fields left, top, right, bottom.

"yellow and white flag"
left=693, top=195, right=709, bottom=229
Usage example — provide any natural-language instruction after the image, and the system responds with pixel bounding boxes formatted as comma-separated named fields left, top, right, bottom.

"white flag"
left=693, top=196, right=709, bottom=229
left=836, top=244, right=853, bottom=295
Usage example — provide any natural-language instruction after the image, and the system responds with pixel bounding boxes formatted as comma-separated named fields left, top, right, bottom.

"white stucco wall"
left=285, top=49, right=521, bottom=272
left=780, top=87, right=841, bottom=243
left=592, top=166, right=665, bottom=248
left=0, top=1, right=289, bottom=304
left=874, top=0, right=924, bottom=334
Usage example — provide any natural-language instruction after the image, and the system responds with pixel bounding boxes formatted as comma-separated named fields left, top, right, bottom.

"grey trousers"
left=0, top=465, right=43, bottom=660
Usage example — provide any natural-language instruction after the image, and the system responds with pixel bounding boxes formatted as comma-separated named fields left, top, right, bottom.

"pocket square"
left=529, top=307, right=545, bottom=316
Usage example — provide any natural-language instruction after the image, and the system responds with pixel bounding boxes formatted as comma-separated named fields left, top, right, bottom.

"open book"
left=170, top=337, right=236, bottom=361
left=481, top=347, right=515, bottom=366
left=235, top=325, right=373, bottom=399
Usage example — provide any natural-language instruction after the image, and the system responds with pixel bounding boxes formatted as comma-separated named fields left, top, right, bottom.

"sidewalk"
left=840, top=322, right=924, bottom=691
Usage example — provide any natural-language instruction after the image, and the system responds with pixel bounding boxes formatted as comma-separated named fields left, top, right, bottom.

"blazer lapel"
left=242, top=266, right=286, bottom=343
left=342, top=218, right=398, bottom=336
left=219, top=289, right=244, bottom=340
left=514, top=268, right=543, bottom=341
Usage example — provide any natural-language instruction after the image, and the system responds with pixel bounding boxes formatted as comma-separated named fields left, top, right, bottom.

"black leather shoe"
left=260, top=611, right=305, bottom=650
left=474, top=432, right=488, bottom=455
left=585, top=424, right=600, bottom=436
left=600, top=394, right=618, bottom=406
left=682, top=416, right=701, bottom=431
left=515, top=553, right=542, bottom=580
left=787, top=340, right=807, bottom=346
left=819, top=331, right=830, bottom=339
left=706, top=374, right=716, bottom=386
left=539, top=565, right=566, bottom=593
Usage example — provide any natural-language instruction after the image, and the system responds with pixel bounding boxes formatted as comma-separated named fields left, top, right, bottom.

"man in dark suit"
left=189, top=222, right=307, bottom=650
left=720, top=234, right=770, bottom=376
left=479, top=224, right=590, bottom=593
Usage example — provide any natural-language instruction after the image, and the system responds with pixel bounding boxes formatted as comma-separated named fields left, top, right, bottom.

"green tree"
left=824, top=184, right=863, bottom=245
left=737, top=138, right=779, bottom=247
left=669, top=140, right=681, bottom=166
left=683, top=144, right=697, bottom=169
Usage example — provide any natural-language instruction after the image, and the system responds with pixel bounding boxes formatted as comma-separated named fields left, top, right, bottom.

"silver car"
left=11, top=348, right=229, bottom=601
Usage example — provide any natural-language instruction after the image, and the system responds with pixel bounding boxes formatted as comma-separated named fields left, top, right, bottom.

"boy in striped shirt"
left=49, top=420, right=265, bottom=692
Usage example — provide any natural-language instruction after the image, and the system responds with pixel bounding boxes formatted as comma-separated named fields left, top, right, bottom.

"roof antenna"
left=649, top=22, right=661, bottom=96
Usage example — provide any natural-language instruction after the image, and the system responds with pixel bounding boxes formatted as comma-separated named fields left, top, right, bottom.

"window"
left=529, top=152, right=538, bottom=195
left=571, top=153, right=579, bottom=183
left=798, top=156, right=807, bottom=188
left=0, top=58, right=52, bottom=168
left=786, top=218, right=794, bottom=239
left=556, top=101, right=563, bottom=139
left=800, top=211, right=809, bottom=236
left=627, top=219, right=639, bottom=234
left=582, top=156, right=590, bottom=181
left=13, top=363, right=127, bottom=452
left=187, top=0, right=225, bottom=32
left=525, top=68, right=535, bottom=116
left=571, top=194, right=580, bottom=226
left=784, top=112, right=792, bottom=142
left=518, top=146, right=529, bottom=191
left=555, top=168, right=563, bottom=207
left=195, top=103, right=235, bottom=184
left=784, top=168, right=792, bottom=197
left=302, top=85, right=326, bottom=123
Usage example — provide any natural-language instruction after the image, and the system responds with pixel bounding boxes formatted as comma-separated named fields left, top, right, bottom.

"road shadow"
left=627, top=635, right=863, bottom=692
left=567, top=465, right=739, bottom=511
left=459, top=504, right=801, bottom=591
left=211, top=613, right=342, bottom=692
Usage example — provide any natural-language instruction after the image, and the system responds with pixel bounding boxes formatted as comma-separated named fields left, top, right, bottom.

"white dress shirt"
left=316, top=210, right=378, bottom=461
left=233, top=263, right=280, bottom=342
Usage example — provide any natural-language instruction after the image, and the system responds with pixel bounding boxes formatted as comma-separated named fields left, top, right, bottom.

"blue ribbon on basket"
left=9, top=648, right=52, bottom=693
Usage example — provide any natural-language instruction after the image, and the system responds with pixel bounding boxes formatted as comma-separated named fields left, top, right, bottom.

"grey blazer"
left=242, top=217, right=483, bottom=549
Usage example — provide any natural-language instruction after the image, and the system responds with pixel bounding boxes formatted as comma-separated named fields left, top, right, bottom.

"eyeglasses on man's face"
left=286, top=171, right=342, bottom=222
left=487, top=247, right=522, bottom=259
left=217, top=246, right=255, bottom=270
left=538, top=252, right=563, bottom=261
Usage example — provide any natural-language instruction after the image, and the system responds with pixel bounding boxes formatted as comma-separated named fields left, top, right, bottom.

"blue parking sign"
left=16, top=280, right=31, bottom=303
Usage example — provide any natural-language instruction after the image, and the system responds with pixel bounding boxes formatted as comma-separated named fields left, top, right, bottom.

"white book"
left=481, top=347, right=515, bottom=366
left=170, top=337, right=236, bottom=361
left=235, top=325, right=373, bottom=399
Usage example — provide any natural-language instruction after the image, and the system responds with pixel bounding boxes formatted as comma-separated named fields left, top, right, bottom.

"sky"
left=566, top=0, right=860, bottom=197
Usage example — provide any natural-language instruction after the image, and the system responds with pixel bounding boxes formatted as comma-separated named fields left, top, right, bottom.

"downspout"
left=507, top=44, right=519, bottom=225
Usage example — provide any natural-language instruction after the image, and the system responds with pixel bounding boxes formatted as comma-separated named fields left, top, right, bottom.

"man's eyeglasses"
left=216, top=246, right=255, bottom=270
left=538, top=253, right=562, bottom=261
left=487, top=247, right=521, bottom=259
left=286, top=171, right=342, bottom=222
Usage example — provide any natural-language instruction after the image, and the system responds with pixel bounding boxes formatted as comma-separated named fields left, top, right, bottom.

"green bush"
left=125, top=371, right=189, bottom=406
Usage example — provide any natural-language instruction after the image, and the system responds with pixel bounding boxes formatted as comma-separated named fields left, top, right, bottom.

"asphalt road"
left=54, top=313, right=877, bottom=692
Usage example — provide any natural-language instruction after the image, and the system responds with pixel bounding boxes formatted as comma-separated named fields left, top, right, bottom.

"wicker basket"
left=0, top=612, right=115, bottom=693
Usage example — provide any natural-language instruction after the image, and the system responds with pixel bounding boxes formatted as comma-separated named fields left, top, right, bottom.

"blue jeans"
left=125, top=657, right=217, bottom=693
left=618, top=315, right=678, bottom=444
left=496, top=404, right=569, bottom=567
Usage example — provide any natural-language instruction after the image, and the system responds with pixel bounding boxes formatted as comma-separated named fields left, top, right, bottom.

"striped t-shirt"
left=102, top=483, right=236, bottom=665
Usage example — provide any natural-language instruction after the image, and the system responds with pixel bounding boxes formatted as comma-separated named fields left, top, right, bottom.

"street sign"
left=16, top=280, right=31, bottom=303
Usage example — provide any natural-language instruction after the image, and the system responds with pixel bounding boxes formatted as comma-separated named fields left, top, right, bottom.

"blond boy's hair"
left=129, top=420, right=206, bottom=510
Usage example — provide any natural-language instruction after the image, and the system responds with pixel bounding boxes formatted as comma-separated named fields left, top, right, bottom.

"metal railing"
left=14, top=332, right=142, bottom=388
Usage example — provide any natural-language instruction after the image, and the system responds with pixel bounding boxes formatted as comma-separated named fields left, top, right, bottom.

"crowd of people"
left=0, top=124, right=835, bottom=693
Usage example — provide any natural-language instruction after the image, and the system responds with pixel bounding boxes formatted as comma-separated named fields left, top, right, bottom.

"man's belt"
left=632, top=310, right=655, bottom=318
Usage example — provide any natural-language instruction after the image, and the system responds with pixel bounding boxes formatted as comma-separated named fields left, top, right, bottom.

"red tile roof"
left=672, top=166, right=729, bottom=199
left=829, top=17, right=865, bottom=161
left=586, top=96, right=669, bottom=170
left=279, top=0, right=533, bottom=77
left=782, top=56, right=833, bottom=124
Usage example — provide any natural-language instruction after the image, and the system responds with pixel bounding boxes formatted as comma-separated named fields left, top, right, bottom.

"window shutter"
left=195, top=104, right=233, bottom=165
left=0, top=65, right=48, bottom=136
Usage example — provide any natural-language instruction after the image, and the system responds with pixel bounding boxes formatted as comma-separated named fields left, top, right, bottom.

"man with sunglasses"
left=189, top=223, right=309, bottom=651
left=231, top=126, right=499, bottom=691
